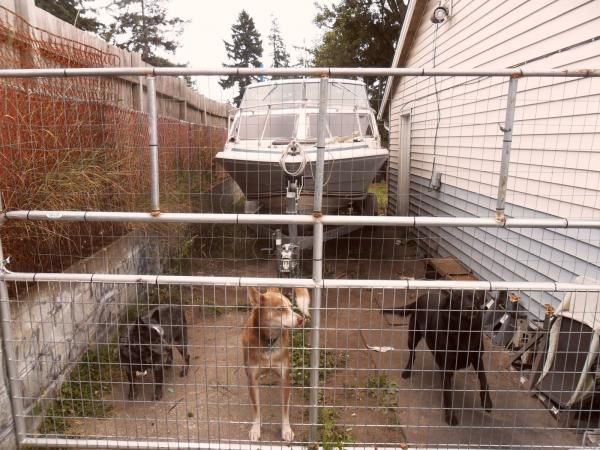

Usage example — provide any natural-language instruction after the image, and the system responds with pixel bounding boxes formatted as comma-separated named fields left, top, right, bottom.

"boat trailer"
left=245, top=174, right=377, bottom=277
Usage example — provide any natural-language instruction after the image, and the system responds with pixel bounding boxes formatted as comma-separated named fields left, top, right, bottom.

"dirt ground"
left=66, top=229, right=582, bottom=448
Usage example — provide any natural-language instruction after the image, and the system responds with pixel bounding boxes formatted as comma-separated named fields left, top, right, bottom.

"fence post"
left=495, top=76, right=519, bottom=223
left=0, top=197, right=26, bottom=446
left=14, top=0, right=36, bottom=27
left=308, top=75, right=328, bottom=443
left=146, top=75, right=160, bottom=215
left=135, top=76, right=145, bottom=113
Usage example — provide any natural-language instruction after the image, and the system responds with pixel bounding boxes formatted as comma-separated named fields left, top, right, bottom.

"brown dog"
left=242, top=287, right=308, bottom=441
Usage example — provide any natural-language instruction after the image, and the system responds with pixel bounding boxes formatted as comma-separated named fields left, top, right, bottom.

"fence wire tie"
left=0, top=256, right=12, bottom=274
left=498, top=122, right=512, bottom=132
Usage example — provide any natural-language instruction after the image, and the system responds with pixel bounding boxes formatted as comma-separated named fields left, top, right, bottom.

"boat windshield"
left=242, top=81, right=369, bottom=109
left=328, top=83, right=369, bottom=108
left=242, top=84, right=304, bottom=108
left=238, top=113, right=297, bottom=140
left=306, top=113, right=373, bottom=140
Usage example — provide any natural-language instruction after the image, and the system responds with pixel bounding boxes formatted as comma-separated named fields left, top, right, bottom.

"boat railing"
left=237, top=102, right=371, bottom=113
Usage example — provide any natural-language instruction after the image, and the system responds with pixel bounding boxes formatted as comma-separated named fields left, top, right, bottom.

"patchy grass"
left=368, top=181, right=388, bottom=215
left=193, top=295, right=226, bottom=319
left=37, top=284, right=186, bottom=436
left=366, top=373, right=400, bottom=420
left=38, top=344, right=119, bottom=435
left=186, top=223, right=261, bottom=274
left=189, top=287, right=236, bottom=317
left=290, top=330, right=348, bottom=388
left=319, top=407, right=354, bottom=450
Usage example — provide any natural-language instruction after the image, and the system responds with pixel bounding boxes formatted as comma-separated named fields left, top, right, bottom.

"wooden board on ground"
left=427, top=257, right=478, bottom=281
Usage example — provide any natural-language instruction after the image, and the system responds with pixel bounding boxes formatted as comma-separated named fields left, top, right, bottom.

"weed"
left=146, top=286, right=184, bottom=307
left=166, top=232, right=199, bottom=275
left=186, top=288, right=228, bottom=318
left=290, top=331, right=348, bottom=388
left=189, top=223, right=260, bottom=273
left=319, top=407, right=354, bottom=450
left=121, top=303, right=147, bottom=324
left=196, top=297, right=225, bottom=319
left=368, top=181, right=388, bottom=215
left=38, top=344, right=119, bottom=435
left=179, top=237, right=195, bottom=260
left=366, top=373, right=400, bottom=419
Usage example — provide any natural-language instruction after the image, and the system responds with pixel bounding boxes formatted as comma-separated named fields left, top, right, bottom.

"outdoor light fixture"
left=430, top=5, right=449, bottom=24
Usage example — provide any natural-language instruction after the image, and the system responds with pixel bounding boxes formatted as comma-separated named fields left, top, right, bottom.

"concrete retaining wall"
left=0, top=231, right=160, bottom=447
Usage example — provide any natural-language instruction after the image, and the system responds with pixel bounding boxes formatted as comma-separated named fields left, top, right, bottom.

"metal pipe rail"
left=495, top=76, right=519, bottom=223
left=20, top=437, right=308, bottom=449
left=4, top=65, right=600, bottom=449
left=2, top=272, right=600, bottom=292
left=0, top=67, right=600, bottom=78
left=21, top=437, right=423, bottom=450
left=0, top=197, right=26, bottom=444
left=146, top=76, right=160, bottom=214
left=4, top=210, right=600, bottom=228
left=308, top=76, right=329, bottom=442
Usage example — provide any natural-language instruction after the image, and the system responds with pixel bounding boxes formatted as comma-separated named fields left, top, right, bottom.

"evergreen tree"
left=268, top=18, right=290, bottom=68
left=220, top=10, right=263, bottom=107
left=104, top=0, right=186, bottom=66
left=35, top=0, right=103, bottom=33
left=313, top=0, right=407, bottom=107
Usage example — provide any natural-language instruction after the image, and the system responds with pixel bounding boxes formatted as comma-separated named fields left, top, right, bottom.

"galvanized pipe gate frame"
left=0, top=67, right=600, bottom=449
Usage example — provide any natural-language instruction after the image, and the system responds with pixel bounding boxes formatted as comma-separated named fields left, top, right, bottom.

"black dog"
left=119, top=305, right=190, bottom=400
left=385, top=290, right=492, bottom=425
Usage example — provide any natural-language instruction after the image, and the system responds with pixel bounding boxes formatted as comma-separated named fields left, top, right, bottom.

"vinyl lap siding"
left=388, top=0, right=600, bottom=315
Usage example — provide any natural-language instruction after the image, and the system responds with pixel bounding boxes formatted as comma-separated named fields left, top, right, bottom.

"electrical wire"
left=430, top=23, right=441, bottom=184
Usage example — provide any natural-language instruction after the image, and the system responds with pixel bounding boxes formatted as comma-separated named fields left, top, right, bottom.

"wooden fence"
left=0, top=0, right=231, bottom=127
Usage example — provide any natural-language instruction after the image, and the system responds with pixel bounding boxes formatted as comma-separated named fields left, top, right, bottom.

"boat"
left=214, top=78, right=388, bottom=217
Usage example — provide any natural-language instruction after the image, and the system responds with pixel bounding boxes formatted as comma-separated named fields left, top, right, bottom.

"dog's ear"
left=150, top=308, right=161, bottom=323
left=294, top=287, right=311, bottom=318
left=248, top=287, right=262, bottom=307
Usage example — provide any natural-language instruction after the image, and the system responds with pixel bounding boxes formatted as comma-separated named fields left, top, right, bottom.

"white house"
left=378, top=0, right=600, bottom=316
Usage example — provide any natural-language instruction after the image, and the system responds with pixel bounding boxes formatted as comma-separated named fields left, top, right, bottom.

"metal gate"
left=1, top=67, right=600, bottom=449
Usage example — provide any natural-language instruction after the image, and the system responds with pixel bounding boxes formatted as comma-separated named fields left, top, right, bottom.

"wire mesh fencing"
left=0, top=67, right=599, bottom=449
left=6, top=281, right=600, bottom=448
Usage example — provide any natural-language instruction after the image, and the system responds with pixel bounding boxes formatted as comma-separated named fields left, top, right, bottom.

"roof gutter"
left=377, top=0, right=419, bottom=120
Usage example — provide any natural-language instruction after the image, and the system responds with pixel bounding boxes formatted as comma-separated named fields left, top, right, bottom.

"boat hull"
left=215, top=152, right=387, bottom=214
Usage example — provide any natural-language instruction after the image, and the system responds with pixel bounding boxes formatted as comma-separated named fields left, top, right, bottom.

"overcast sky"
left=150, top=1, right=325, bottom=102
left=91, top=1, right=324, bottom=102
